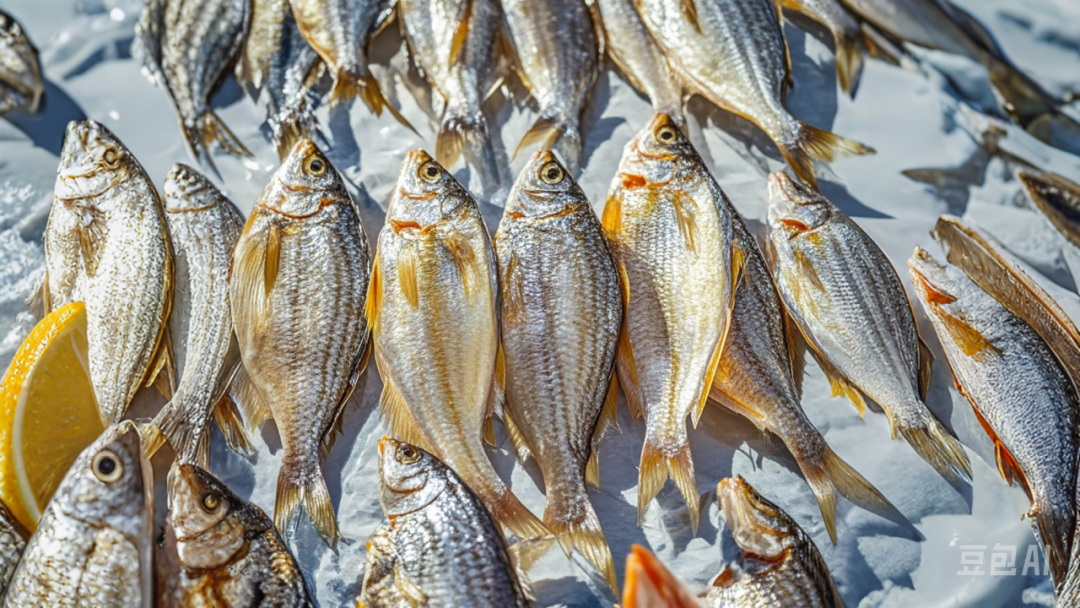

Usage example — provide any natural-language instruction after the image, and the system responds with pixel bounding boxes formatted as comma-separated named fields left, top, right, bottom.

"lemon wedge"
left=0, top=302, right=104, bottom=532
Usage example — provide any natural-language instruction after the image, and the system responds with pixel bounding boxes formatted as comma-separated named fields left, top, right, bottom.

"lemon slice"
left=0, top=302, right=104, bottom=532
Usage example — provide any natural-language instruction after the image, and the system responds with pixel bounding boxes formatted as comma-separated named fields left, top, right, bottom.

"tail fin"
left=182, top=111, right=252, bottom=179
left=801, top=446, right=920, bottom=543
left=834, top=32, right=866, bottom=96
left=513, top=114, right=583, bottom=175
left=153, top=400, right=200, bottom=465
left=275, top=454, right=338, bottom=545
left=898, top=415, right=972, bottom=486
left=1030, top=501, right=1072, bottom=592
left=637, top=439, right=699, bottom=532
left=780, top=121, right=875, bottom=187
left=436, top=110, right=501, bottom=194
left=485, top=486, right=550, bottom=542
left=543, top=483, right=617, bottom=593
left=331, top=66, right=417, bottom=134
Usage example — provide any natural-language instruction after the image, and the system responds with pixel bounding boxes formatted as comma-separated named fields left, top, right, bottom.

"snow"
left=0, top=0, right=1078, bottom=605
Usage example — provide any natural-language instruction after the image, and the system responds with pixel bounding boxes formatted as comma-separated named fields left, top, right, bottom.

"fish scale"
left=596, top=0, right=683, bottom=122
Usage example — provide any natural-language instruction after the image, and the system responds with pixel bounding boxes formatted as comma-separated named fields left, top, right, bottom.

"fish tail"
left=332, top=67, right=419, bottom=135
left=437, top=109, right=501, bottom=193
left=637, top=439, right=699, bottom=532
left=802, top=445, right=920, bottom=543
left=543, top=481, right=617, bottom=594
left=1029, top=501, right=1072, bottom=591
left=189, top=111, right=253, bottom=164
left=985, top=59, right=1068, bottom=135
left=275, top=454, right=338, bottom=545
left=834, top=31, right=866, bottom=96
left=513, top=114, right=582, bottom=174
left=153, top=400, right=199, bottom=463
left=897, top=415, right=972, bottom=486
left=484, top=485, right=550, bottom=541
left=782, top=121, right=875, bottom=187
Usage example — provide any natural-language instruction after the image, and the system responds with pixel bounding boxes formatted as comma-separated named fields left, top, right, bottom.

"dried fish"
left=0, top=9, right=43, bottom=114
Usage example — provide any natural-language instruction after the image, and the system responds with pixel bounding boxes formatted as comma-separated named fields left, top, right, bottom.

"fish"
left=635, top=0, right=872, bottom=186
left=708, top=476, right=844, bottom=608
left=500, top=0, right=601, bottom=174
left=230, top=138, right=371, bottom=544
left=3, top=422, right=153, bottom=607
left=709, top=208, right=915, bottom=544
left=289, top=0, right=410, bottom=127
left=134, top=0, right=252, bottom=178
left=1019, top=171, right=1080, bottom=251
left=0, top=10, right=43, bottom=114
left=157, top=463, right=314, bottom=607
left=595, top=0, right=684, bottom=123
left=399, top=0, right=502, bottom=195
left=0, top=504, right=25, bottom=597
left=781, top=0, right=865, bottom=95
left=621, top=544, right=701, bottom=608
left=766, top=171, right=971, bottom=486
left=153, top=163, right=252, bottom=466
left=367, top=150, right=547, bottom=541
left=602, top=114, right=740, bottom=530
left=237, top=0, right=324, bottom=159
left=494, top=151, right=621, bottom=590
left=908, top=247, right=1079, bottom=592
left=838, top=0, right=1077, bottom=142
left=38, top=120, right=174, bottom=426
left=357, top=437, right=531, bottom=607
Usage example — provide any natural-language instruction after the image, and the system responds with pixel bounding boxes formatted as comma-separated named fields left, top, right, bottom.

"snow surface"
left=1, top=0, right=1079, bottom=606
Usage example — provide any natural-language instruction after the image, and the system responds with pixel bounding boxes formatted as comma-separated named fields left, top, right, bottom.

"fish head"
left=621, top=544, right=700, bottom=608
left=504, top=151, right=586, bottom=219
left=377, top=437, right=448, bottom=517
left=717, top=476, right=793, bottom=560
left=0, top=13, right=43, bottom=109
left=163, top=163, right=219, bottom=212
left=387, top=150, right=472, bottom=232
left=55, top=120, right=136, bottom=201
left=766, top=171, right=830, bottom=238
left=262, top=138, right=346, bottom=217
left=166, top=463, right=245, bottom=569
left=616, top=114, right=697, bottom=191
left=908, top=246, right=960, bottom=307
left=52, top=421, right=152, bottom=540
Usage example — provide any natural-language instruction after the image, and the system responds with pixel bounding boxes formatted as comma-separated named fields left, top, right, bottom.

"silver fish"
left=766, top=171, right=971, bottom=485
left=230, top=139, right=371, bottom=544
left=157, top=463, right=314, bottom=607
left=40, top=120, right=174, bottom=426
left=595, top=0, right=684, bottom=123
left=153, top=164, right=252, bottom=466
left=358, top=437, right=531, bottom=607
left=3, top=422, right=153, bottom=607
left=635, top=0, right=872, bottom=186
left=909, top=247, right=1079, bottom=591
left=708, top=476, right=844, bottom=608
left=399, top=0, right=502, bottom=195
left=0, top=504, right=25, bottom=597
left=494, top=150, right=621, bottom=590
left=781, top=0, right=864, bottom=95
left=1019, top=171, right=1080, bottom=251
left=0, top=10, right=43, bottom=114
left=134, top=0, right=252, bottom=177
left=238, top=0, right=323, bottom=159
left=500, top=0, right=601, bottom=174
left=602, top=114, right=738, bottom=530
left=367, top=150, right=547, bottom=541
left=709, top=211, right=914, bottom=544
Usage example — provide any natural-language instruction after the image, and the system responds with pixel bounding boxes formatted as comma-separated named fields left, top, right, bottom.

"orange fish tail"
left=637, top=439, right=699, bottom=532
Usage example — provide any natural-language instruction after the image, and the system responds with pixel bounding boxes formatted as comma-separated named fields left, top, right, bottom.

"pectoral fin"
left=397, top=246, right=420, bottom=309
left=918, top=334, right=933, bottom=402
left=366, top=250, right=384, bottom=332
left=813, top=347, right=867, bottom=419
left=375, top=350, right=433, bottom=453
left=587, top=372, right=621, bottom=487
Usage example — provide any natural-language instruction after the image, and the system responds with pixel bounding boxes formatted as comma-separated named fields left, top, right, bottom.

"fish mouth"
left=717, top=477, right=780, bottom=552
left=908, top=247, right=957, bottom=304
left=259, top=191, right=338, bottom=219
left=55, top=170, right=122, bottom=201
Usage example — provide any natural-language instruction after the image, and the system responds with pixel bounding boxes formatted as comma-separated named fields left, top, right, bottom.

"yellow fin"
left=488, top=486, right=550, bottom=541
left=813, top=348, right=867, bottom=419
left=613, top=261, right=643, bottom=419
left=485, top=343, right=506, bottom=448
left=366, top=250, right=384, bottom=332
left=229, top=365, right=272, bottom=431
left=445, top=232, right=478, bottom=298
left=784, top=308, right=807, bottom=399
left=448, top=0, right=473, bottom=66
left=543, top=501, right=617, bottom=595
left=27, top=272, right=49, bottom=319
left=681, top=0, right=701, bottom=34
left=602, top=194, right=622, bottom=237
left=77, top=209, right=106, bottom=277
left=898, top=417, right=973, bottom=485
left=512, top=116, right=561, bottom=161
left=397, top=246, right=420, bottom=309
left=145, top=322, right=175, bottom=397
left=587, top=372, right=621, bottom=488
left=917, top=334, right=933, bottom=402
left=213, top=393, right=255, bottom=459
left=264, top=222, right=281, bottom=297
left=672, top=190, right=697, bottom=251
left=731, top=243, right=747, bottom=294
left=274, top=460, right=338, bottom=545
left=938, top=307, right=999, bottom=358
left=502, top=406, right=531, bottom=462
left=502, top=251, right=526, bottom=325
left=393, top=563, right=428, bottom=605
left=694, top=335, right=726, bottom=427
left=374, top=351, right=432, bottom=453
left=638, top=440, right=699, bottom=532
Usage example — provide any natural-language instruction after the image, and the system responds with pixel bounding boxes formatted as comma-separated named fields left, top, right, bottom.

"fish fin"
left=275, top=458, right=338, bottom=545
left=437, top=109, right=501, bottom=195
left=229, top=365, right=272, bottom=430
left=897, top=416, right=972, bottom=485
left=1028, top=500, right=1071, bottom=591
left=613, top=263, right=643, bottom=420
left=693, top=334, right=726, bottom=428
left=485, top=345, right=506, bottom=450
left=585, top=450, right=600, bottom=490
left=501, top=406, right=531, bottom=463
left=374, top=351, right=432, bottom=453
left=917, top=334, right=933, bottom=402
left=26, top=274, right=48, bottom=319
left=152, top=399, right=194, bottom=462
left=76, top=208, right=106, bottom=277
left=784, top=310, right=807, bottom=399
left=489, top=489, right=550, bottom=541
left=513, top=114, right=585, bottom=173
left=812, top=349, right=867, bottom=418
left=213, top=392, right=255, bottom=458
left=935, top=306, right=1000, bottom=359
left=672, top=190, right=698, bottom=252
left=586, top=372, right=620, bottom=488
left=513, top=115, right=561, bottom=161
left=392, top=563, right=428, bottom=605
left=638, top=440, right=699, bottom=532
left=502, top=250, right=526, bottom=325
left=680, top=0, right=701, bottom=34
left=448, top=0, right=473, bottom=67
left=144, top=323, right=175, bottom=398
left=781, top=121, right=875, bottom=187
left=543, top=496, right=617, bottom=595
left=804, top=446, right=921, bottom=543
left=264, top=223, right=282, bottom=297
left=834, top=31, right=866, bottom=96
left=195, top=111, right=252, bottom=158
left=366, top=250, right=384, bottom=332
left=137, top=420, right=167, bottom=460
left=773, top=0, right=794, bottom=99
left=446, top=231, right=479, bottom=298
left=397, top=246, right=420, bottom=309
left=602, top=194, right=623, bottom=236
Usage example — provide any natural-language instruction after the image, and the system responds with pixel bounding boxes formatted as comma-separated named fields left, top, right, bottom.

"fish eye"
left=419, top=161, right=442, bottom=183
left=539, top=161, right=564, bottom=185
left=396, top=444, right=421, bottom=464
left=201, top=492, right=221, bottom=513
left=304, top=156, right=327, bottom=176
left=103, top=148, right=120, bottom=167
left=655, top=125, right=678, bottom=144
left=91, top=450, right=123, bottom=483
